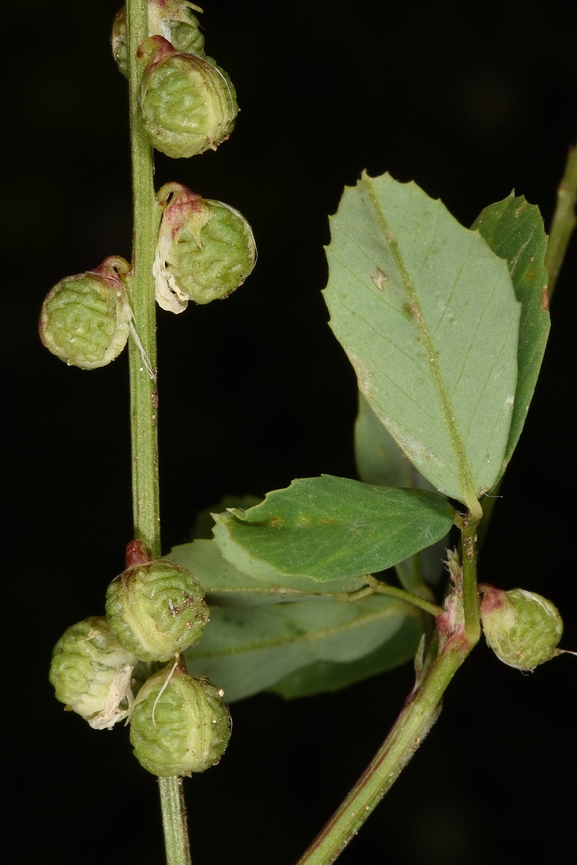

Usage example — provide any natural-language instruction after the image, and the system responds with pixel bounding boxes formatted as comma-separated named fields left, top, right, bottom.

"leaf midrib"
left=363, top=175, right=478, bottom=512
left=190, top=599, right=411, bottom=659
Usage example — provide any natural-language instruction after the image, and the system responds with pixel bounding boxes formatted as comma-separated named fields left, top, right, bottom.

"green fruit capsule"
left=105, top=559, right=209, bottom=662
left=39, top=256, right=132, bottom=369
left=479, top=584, right=564, bottom=671
left=129, top=664, right=232, bottom=776
left=139, top=36, right=237, bottom=158
left=154, top=182, right=257, bottom=312
left=49, top=616, right=138, bottom=729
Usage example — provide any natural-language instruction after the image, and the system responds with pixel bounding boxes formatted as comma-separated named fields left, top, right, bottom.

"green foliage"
left=183, top=593, right=421, bottom=703
left=355, top=392, right=435, bottom=491
left=170, top=177, right=553, bottom=704
left=267, top=617, right=421, bottom=699
left=324, top=173, right=521, bottom=511
left=354, top=393, right=447, bottom=593
left=41, top=2, right=575, bottom=861
left=212, top=475, right=455, bottom=587
left=471, top=194, right=550, bottom=478
left=171, top=526, right=425, bottom=701
left=170, top=537, right=323, bottom=604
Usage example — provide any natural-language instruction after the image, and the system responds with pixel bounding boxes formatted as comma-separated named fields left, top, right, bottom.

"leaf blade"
left=355, top=392, right=447, bottom=591
left=471, top=194, right=550, bottom=477
left=324, top=173, right=520, bottom=508
left=213, top=475, right=455, bottom=586
left=267, top=616, right=421, bottom=699
left=184, top=594, right=420, bottom=703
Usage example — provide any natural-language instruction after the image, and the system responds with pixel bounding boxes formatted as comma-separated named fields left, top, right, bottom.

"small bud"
left=154, top=182, right=256, bottom=312
left=49, top=617, right=138, bottom=729
left=479, top=584, right=564, bottom=671
left=139, top=36, right=237, bottom=159
left=129, top=663, right=231, bottom=776
left=105, top=559, right=209, bottom=662
left=39, top=256, right=132, bottom=369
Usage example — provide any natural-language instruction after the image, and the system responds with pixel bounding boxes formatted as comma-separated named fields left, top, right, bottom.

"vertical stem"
left=545, top=144, right=577, bottom=300
left=460, top=513, right=481, bottom=644
left=125, top=3, right=192, bottom=863
left=159, top=778, right=193, bottom=865
left=126, top=0, right=161, bottom=559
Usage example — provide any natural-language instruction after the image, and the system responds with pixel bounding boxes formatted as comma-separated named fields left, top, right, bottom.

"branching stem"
left=296, top=625, right=475, bottom=865
left=328, top=578, right=443, bottom=617
left=296, top=508, right=480, bottom=864
left=368, top=578, right=443, bottom=617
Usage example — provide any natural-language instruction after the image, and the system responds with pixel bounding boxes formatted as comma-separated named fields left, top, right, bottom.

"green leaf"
left=324, top=173, right=520, bottom=512
left=212, top=475, right=454, bottom=588
left=184, top=595, right=420, bottom=703
left=471, top=194, right=550, bottom=478
left=169, top=539, right=330, bottom=606
left=355, top=391, right=431, bottom=490
left=268, top=615, right=421, bottom=699
left=354, top=392, right=447, bottom=592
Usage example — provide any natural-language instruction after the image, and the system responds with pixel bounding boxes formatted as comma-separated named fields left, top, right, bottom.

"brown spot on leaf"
left=266, top=516, right=284, bottom=530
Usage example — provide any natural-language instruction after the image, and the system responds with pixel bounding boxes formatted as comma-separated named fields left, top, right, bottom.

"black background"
left=4, top=1, right=576, bottom=863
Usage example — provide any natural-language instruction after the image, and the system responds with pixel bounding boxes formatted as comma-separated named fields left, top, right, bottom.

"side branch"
left=545, top=143, right=577, bottom=299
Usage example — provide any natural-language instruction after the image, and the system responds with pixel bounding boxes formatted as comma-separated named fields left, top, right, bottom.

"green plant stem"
left=296, top=632, right=474, bottom=865
left=159, top=778, right=193, bottom=865
left=297, top=517, right=480, bottom=864
left=126, top=3, right=192, bottom=864
left=329, top=579, right=443, bottom=617
left=460, top=513, right=481, bottom=644
left=545, top=143, right=577, bottom=299
left=127, top=0, right=161, bottom=559
left=370, top=579, right=443, bottom=617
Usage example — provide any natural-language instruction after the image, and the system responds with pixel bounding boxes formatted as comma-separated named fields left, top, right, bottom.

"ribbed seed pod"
left=39, top=256, right=132, bottom=369
left=139, top=36, right=237, bottom=158
left=49, top=616, right=139, bottom=729
left=105, top=559, right=209, bottom=662
left=154, top=182, right=257, bottom=312
left=129, top=664, right=232, bottom=776
left=479, top=584, right=564, bottom=671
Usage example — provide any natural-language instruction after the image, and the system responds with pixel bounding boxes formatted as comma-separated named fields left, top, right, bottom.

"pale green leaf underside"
left=268, top=615, right=421, bottom=699
left=355, top=391, right=435, bottom=490
left=354, top=392, right=447, bottom=592
left=324, top=173, right=520, bottom=506
left=212, top=475, right=454, bottom=587
left=184, top=594, right=420, bottom=703
left=472, top=194, right=549, bottom=480
left=169, top=538, right=346, bottom=604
